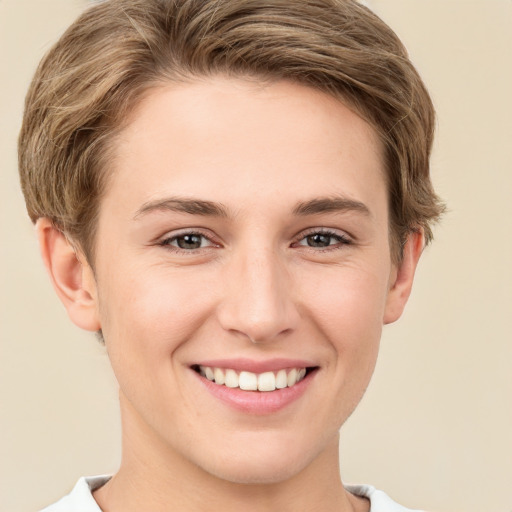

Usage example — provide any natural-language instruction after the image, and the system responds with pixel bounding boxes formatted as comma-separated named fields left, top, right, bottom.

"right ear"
left=36, top=218, right=101, bottom=332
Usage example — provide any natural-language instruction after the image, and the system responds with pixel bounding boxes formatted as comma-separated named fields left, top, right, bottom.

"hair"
left=19, top=0, right=444, bottom=264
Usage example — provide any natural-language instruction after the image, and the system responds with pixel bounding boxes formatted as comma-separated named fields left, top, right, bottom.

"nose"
left=216, top=246, right=300, bottom=344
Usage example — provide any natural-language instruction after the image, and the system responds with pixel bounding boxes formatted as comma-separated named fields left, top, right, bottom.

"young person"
left=18, top=1, right=444, bottom=511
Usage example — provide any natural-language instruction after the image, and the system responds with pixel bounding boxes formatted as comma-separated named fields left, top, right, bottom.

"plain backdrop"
left=1, top=1, right=511, bottom=511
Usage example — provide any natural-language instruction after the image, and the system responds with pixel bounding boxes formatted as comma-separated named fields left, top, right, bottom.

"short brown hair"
left=18, top=0, right=444, bottom=263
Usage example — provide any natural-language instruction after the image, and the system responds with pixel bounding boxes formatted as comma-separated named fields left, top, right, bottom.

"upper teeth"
left=199, top=366, right=307, bottom=392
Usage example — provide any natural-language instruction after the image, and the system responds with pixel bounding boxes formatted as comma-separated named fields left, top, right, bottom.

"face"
left=87, top=77, right=407, bottom=484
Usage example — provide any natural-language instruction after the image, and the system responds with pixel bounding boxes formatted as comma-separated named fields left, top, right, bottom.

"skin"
left=38, top=77, right=423, bottom=512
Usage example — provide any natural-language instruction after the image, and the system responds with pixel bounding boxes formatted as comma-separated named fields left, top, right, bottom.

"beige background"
left=1, top=1, right=511, bottom=511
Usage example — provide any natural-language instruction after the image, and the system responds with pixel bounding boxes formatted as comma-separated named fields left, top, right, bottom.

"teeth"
left=213, top=367, right=225, bottom=385
left=204, top=367, right=215, bottom=381
left=275, top=369, right=288, bottom=389
left=198, top=366, right=308, bottom=391
left=287, top=368, right=298, bottom=387
left=224, top=369, right=239, bottom=388
left=239, top=371, right=258, bottom=390
left=257, top=371, right=275, bottom=392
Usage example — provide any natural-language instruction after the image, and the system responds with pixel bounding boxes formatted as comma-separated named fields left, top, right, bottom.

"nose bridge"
left=217, top=242, right=298, bottom=343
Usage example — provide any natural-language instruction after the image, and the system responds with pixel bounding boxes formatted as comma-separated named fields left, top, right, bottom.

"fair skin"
left=38, top=77, right=423, bottom=512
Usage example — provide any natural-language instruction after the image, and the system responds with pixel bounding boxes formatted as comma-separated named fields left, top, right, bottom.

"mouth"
left=189, top=358, right=319, bottom=413
left=191, top=364, right=317, bottom=392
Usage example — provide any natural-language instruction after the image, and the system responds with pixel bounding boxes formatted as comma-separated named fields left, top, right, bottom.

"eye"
left=295, top=229, right=351, bottom=250
left=159, top=231, right=216, bottom=251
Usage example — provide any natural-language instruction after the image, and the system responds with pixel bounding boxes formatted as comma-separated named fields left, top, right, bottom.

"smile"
left=196, top=365, right=308, bottom=392
left=191, top=359, right=319, bottom=414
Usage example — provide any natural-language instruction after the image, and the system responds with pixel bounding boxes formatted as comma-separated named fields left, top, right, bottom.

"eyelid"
left=292, top=227, right=352, bottom=249
left=155, top=227, right=352, bottom=253
left=157, top=228, right=221, bottom=251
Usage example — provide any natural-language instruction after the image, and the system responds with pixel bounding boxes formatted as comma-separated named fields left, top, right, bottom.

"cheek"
left=291, top=266, right=387, bottom=433
left=303, top=265, right=390, bottom=342
left=97, top=267, right=214, bottom=380
left=301, top=264, right=389, bottom=395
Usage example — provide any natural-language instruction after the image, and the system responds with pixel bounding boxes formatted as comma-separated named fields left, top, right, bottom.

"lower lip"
left=193, top=370, right=316, bottom=414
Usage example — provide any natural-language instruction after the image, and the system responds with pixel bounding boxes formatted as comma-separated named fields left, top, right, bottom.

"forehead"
left=106, top=76, right=387, bottom=220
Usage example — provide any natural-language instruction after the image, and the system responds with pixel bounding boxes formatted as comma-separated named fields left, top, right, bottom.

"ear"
left=36, top=218, right=101, bottom=331
left=384, top=230, right=424, bottom=325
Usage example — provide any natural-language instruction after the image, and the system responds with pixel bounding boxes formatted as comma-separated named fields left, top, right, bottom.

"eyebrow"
left=134, top=197, right=229, bottom=219
left=133, top=195, right=370, bottom=220
left=292, top=196, right=371, bottom=217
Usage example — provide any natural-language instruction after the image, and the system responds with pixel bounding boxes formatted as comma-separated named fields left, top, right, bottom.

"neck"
left=93, top=394, right=369, bottom=512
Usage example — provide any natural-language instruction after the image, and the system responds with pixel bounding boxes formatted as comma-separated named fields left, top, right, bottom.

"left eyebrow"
left=292, top=196, right=371, bottom=217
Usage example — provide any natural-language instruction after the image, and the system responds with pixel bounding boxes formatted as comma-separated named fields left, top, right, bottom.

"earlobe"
left=383, top=230, right=424, bottom=325
left=36, top=218, right=101, bottom=332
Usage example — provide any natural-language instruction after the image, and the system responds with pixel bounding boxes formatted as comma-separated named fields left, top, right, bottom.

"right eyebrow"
left=133, top=197, right=229, bottom=220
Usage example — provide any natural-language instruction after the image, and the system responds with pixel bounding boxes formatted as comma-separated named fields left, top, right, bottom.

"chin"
left=206, top=458, right=307, bottom=485
left=193, top=432, right=327, bottom=485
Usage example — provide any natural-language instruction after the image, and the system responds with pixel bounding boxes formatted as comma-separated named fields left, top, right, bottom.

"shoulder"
left=39, top=476, right=110, bottom=512
left=345, top=484, right=425, bottom=512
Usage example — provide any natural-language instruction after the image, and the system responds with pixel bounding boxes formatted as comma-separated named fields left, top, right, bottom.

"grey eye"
left=305, top=233, right=335, bottom=247
left=174, top=234, right=204, bottom=249
left=296, top=230, right=351, bottom=250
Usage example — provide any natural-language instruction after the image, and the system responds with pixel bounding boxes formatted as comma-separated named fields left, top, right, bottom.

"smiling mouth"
left=192, top=365, right=317, bottom=392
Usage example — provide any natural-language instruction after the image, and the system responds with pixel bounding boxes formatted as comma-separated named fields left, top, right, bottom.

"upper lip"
left=191, top=358, right=318, bottom=373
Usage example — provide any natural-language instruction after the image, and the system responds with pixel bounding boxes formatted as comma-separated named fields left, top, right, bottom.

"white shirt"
left=40, top=476, right=424, bottom=512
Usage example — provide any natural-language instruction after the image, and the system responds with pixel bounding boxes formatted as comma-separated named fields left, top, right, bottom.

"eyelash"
left=158, top=230, right=217, bottom=254
left=293, top=228, right=352, bottom=252
left=158, top=228, right=352, bottom=254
